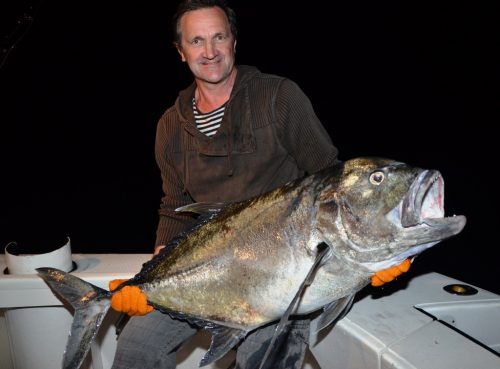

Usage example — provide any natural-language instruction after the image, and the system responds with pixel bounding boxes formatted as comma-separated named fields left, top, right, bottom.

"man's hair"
left=172, top=0, right=237, bottom=45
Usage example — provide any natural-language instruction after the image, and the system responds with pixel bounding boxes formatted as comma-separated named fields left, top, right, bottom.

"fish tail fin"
left=36, top=267, right=112, bottom=369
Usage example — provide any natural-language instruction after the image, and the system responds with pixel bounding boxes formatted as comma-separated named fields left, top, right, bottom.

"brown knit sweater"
left=154, top=65, right=338, bottom=247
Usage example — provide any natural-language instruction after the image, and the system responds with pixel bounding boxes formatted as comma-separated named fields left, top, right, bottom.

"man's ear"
left=175, top=43, right=186, bottom=62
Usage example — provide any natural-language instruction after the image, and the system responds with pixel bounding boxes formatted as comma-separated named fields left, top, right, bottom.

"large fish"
left=37, top=157, right=466, bottom=369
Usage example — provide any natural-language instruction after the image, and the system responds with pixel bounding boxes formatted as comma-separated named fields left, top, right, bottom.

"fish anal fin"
left=199, top=325, right=247, bottom=366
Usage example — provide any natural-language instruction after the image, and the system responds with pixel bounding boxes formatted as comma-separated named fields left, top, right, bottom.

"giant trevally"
left=37, top=157, right=466, bottom=369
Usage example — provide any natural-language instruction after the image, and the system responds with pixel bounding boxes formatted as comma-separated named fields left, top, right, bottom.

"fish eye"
left=369, top=171, right=385, bottom=185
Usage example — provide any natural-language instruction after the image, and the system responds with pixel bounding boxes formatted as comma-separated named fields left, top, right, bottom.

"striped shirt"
left=192, top=98, right=225, bottom=137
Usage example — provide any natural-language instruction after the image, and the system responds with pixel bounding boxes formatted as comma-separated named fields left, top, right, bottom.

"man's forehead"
left=180, top=7, right=230, bottom=34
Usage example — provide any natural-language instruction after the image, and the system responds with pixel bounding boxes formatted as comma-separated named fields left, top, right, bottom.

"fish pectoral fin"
left=253, top=243, right=331, bottom=369
left=200, top=325, right=247, bottom=366
left=313, top=294, right=355, bottom=333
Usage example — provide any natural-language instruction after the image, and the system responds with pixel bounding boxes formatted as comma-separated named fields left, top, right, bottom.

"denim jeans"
left=111, top=310, right=310, bottom=369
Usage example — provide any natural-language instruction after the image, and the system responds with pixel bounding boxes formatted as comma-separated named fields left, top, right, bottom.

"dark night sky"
left=1, top=1, right=498, bottom=294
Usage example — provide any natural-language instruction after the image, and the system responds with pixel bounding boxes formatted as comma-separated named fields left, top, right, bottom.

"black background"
left=1, top=1, right=498, bottom=294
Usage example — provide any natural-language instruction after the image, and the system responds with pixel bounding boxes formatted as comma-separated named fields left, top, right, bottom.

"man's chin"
left=198, top=73, right=228, bottom=85
left=195, top=64, right=233, bottom=84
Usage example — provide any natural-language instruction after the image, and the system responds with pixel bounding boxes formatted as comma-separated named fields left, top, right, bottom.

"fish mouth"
left=401, top=169, right=445, bottom=227
left=371, top=169, right=466, bottom=269
left=397, top=169, right=466, bottom=245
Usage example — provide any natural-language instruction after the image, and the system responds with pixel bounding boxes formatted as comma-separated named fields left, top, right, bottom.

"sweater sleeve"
left=274, top=79, right=339, bottom=174
left=154, top=116, right=196, bottom=247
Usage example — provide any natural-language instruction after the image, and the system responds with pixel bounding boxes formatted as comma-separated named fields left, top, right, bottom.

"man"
left=111, top=1, right=408, bottom=368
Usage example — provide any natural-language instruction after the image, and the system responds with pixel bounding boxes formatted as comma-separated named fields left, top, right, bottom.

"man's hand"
left=109, top=279, right=154, bottom=316
left=371, top=259, right=411, bottom=287
left=154, top=245, right=166, bottom=256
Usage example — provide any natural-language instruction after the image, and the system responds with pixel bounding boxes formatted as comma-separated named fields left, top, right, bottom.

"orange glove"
left=109, top=278, right=128, bottom=291
left=109, top=279, right=154, bottom=316
left=371, top=258, right=411, bottom=287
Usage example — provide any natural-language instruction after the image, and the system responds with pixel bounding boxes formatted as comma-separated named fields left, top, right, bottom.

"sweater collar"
left=174, top=65, right=258, bottom=157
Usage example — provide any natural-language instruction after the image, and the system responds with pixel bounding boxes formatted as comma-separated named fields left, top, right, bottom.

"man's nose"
left=204, top=41, right=216, bottom=59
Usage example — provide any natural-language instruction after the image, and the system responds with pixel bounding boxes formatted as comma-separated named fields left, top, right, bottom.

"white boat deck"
left=1, top=253, right=499, bottom=369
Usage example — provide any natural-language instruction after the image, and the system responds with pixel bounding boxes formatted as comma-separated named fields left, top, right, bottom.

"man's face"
left=176, top=7, right=236, bottom=86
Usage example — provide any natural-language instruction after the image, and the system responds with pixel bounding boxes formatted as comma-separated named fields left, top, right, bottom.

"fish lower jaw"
left=362, top=240, right=438, bottom=272
left=361, top=255, right=414, bottom=273
left=361, top=260, right=400, bottom=273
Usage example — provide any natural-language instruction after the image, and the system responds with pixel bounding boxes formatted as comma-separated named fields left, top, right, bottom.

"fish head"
left=316, top=157, right=466, bottom=272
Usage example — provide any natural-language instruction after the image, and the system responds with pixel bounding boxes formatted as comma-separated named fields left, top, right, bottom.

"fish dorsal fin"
left=199, top=324, right=247, bottom=366
left=175, top=202, right=226, bottom=214
left=314, top=294, right=355, bottom=332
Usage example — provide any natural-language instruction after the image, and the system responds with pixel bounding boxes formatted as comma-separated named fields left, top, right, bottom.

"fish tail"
left=36, top=267, right=112, bottom=369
